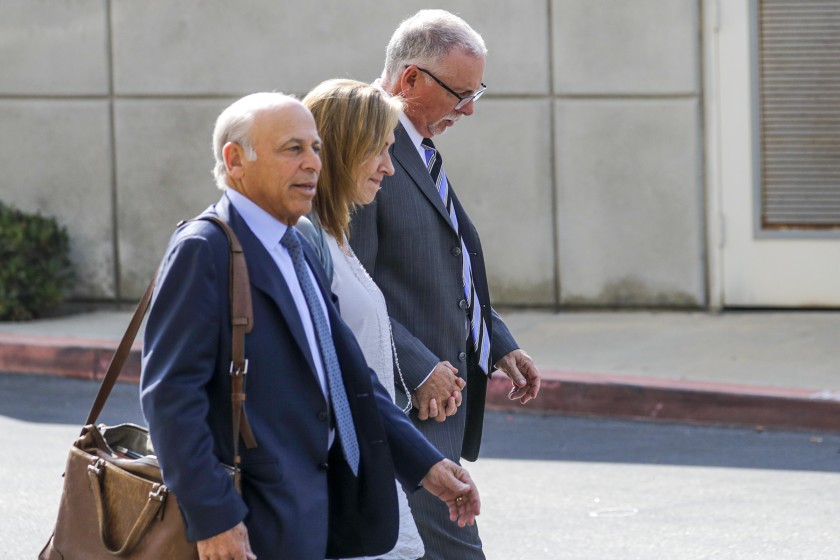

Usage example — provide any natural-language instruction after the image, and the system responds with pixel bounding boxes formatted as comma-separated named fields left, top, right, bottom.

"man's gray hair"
left=212, top=92, right=296, bottom=190
left=381, top=9, right=487, bottom=87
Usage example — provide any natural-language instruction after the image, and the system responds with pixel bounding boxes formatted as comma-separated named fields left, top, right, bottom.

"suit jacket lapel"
left=213, top=197, right=320, bottom=378
left=391, top=123, right=453, bottom=228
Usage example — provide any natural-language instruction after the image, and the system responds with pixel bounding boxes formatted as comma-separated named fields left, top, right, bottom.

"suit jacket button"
left=319, top=462, right=329, bottom=471
left=458, top=352, right=467, bottom=362
left=458, top=299, right=467, bottom=310
left=317, top=410, right=328, bottom=422
left=451, top=246, right=462, bottom=256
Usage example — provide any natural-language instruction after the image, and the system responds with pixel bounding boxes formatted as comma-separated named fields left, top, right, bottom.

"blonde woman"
left=298, top=79, right=441, bottom=560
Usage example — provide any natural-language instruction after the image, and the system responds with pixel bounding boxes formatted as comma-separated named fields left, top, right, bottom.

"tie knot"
left=421, top=137, right=436, bottom=152
left=280, top=227, right=300, bottom=252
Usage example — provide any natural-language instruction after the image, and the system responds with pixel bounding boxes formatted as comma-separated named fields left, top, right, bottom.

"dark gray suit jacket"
left=350, top=123, right=518, bottom=461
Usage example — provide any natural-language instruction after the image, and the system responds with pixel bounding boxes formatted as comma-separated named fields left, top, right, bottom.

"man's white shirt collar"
left=225, top=188, right=289, bottom=250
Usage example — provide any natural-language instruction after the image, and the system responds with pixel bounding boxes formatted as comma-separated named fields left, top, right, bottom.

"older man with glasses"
left=350, top=9, right=542, bottom=560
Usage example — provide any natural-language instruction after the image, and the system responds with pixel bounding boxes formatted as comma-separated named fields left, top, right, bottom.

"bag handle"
left=87, top=457, right=167, bottom=556
left=83, top=215, right=257, bottom=491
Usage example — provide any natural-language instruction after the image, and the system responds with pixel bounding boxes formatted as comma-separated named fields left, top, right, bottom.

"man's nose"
left=304, top=149, right=321, bottom=172
left=457, top=99, right=475, bottom=116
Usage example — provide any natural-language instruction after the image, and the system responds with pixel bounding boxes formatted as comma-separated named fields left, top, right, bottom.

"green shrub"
left=0, top=201, right=74, bottom=321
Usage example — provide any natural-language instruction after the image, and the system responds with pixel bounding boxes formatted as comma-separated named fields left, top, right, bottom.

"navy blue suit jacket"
left=140, top=195, right=443, bottom=559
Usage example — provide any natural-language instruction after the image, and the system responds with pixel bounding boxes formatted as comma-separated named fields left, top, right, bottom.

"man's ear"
left=223, top=142, right=246, bottom=179
left=400, top=65, right=419, bottom=92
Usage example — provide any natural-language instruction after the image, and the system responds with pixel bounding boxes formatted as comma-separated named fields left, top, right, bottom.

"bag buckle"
left=149, top=483, right=167, bottom=502
left=149, top=483, right=168, bottom=520
left=87, top=458, right=105, bottom=477
left=230, top=359, right=248, bottom=376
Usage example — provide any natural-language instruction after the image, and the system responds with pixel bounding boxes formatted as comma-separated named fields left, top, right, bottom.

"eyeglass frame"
left=405, top=64, right=487, bottom=110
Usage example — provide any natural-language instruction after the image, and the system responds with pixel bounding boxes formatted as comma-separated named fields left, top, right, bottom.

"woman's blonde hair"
left=303, top=79, right=402, bottom=243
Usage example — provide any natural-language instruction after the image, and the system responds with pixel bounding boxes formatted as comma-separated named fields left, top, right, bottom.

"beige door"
left=704, top=0, right=840, bottom=307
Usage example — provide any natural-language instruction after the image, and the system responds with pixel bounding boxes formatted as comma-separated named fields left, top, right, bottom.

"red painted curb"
left=487, top=371, right=840, bottom=433
left=0, top=333, right=141, bottom=383
left=2, top=333, right=838, bottom=433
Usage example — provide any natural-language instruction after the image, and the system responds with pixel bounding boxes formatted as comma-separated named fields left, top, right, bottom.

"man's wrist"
left=414, top=366, right=436, bottom=391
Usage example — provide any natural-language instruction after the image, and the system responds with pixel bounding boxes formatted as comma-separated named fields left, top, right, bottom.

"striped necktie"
left=280, top=227, right=360, bottom=475
left=422, top=138, right=491, bottom=374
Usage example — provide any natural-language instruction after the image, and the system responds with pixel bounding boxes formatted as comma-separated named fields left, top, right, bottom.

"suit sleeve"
left=140, top=232, right=248, bottom=542
left=489, top=307, right=519, bottom=368
left=389, top=317, right=439, bottom=390
left=458, top=211, right=520, bottom=369
left=350, top=200, right=440, bottom=390
left=296, top=215, right=334, bottom=284
left=369, top=369, right=443, bottom=490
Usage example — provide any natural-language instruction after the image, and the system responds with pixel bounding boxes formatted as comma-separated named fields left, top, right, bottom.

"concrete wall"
left=0, top=0, right=705, bottom=308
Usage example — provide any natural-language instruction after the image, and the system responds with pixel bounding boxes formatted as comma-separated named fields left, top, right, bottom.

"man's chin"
left=429, top=123, right=450, bottom=137
left=431, top=115, right=462, bottom=136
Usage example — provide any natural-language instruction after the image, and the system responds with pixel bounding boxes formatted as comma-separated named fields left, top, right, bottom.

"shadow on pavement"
left=479, top=410, right=840, bottom=473
left=0, top=371, right=145, bottom=426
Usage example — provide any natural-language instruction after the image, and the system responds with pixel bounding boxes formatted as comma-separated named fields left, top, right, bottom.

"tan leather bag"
left=39, top=216, right=256, bottom=559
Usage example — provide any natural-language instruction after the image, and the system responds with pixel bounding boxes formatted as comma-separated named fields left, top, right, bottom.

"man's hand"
left=412, top=361, right=465, bottom=422
left=197, top=521, right=256, bottom=560
left=421, top=458, right=481, bottom=527
left=495, top=349, right=541, bottom=404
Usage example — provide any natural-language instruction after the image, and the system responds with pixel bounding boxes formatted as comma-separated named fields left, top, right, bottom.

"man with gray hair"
left=141, top=92, right=482, bottom=560
left=350, top=9, right=542, bottom=559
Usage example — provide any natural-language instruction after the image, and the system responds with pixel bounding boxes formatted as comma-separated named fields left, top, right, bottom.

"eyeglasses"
left=406, top=65, right=487, bottom=110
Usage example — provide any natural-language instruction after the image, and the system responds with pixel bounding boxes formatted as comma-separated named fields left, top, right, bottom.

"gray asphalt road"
left=2, top=372, right=839, bottom=560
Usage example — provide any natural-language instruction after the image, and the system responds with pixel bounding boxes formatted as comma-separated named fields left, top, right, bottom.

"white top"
left=325, top=234, right=425, bottom=560
left=328, top=235, right=394, bottom=397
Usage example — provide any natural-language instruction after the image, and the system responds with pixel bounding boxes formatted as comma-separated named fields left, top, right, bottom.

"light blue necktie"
left=422, top=138, right=491, bottom=373
left=280, top=228, right=360, bottom=475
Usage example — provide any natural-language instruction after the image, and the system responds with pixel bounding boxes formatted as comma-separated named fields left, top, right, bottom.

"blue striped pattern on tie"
left=280, top=227, right=360, bottom=475
left=422, top=138, right=491, bottom=373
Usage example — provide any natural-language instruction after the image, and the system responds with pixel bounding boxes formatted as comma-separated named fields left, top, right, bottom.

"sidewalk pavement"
left=1, top=308, right=838, bottom=433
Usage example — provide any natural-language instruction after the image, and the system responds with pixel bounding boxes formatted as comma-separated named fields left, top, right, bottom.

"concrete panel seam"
left=547, top=0, right=561, bottom=308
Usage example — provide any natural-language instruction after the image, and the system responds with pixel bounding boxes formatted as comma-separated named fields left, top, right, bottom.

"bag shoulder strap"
left=83, top=215, right=257, bottom=490
left=83, top=278, right=154, bottom=427
left=199, top=216, right=257, bottom=493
